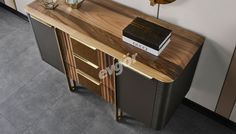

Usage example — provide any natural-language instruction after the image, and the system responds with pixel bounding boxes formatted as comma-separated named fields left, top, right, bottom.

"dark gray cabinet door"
left=116, top=66, right=158, bottom=126
left=29, top=16, right=64, bottom=73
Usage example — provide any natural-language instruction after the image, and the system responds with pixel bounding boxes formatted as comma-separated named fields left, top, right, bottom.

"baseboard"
left=183, top=98, right=236, bottom=131
left=0, top=3, right=28, bottom=21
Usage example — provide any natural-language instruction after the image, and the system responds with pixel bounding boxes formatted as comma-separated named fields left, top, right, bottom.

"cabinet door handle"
left=74, top=54, right=99, bottom=69
left=76, top=69, right=101, bottom=86
left=31, top=15, right=52, bottom=28
left=121, top=62, right=153, bottom=80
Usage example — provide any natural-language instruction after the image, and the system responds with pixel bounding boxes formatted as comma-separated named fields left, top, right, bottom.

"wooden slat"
left=98, top=51, right=116, bottom=104
left=56, top=30, right=78, bottom=81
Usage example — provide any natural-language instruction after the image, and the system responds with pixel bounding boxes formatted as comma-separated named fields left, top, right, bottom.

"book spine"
left=159, top=33, right=171, bottom=49
left=123, top=31, right=155, bottom=50
left=122, top=36, right=160, bottom=56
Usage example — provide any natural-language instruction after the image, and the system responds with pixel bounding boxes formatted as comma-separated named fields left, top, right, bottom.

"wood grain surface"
left=25, top=0, right=205, bottom=83
left=98, top=51, right=116, bottom=104
left=56, top=29, right=78, bottom=81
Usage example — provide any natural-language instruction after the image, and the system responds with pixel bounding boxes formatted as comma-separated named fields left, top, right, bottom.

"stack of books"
left=122, top=17, right=172, bottom=56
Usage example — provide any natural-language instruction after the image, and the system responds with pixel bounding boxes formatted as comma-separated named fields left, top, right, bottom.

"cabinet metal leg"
left=66, top=77, right=78, bottom=92
left=118, top=108, right=123, bottom=120
left=114, top=61, right=123, bottom=121
left=115, top=106, right=123, bottom=121
left=115, top=105, right=119, bottom=121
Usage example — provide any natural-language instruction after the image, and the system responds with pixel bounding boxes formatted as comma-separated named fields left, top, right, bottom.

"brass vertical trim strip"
left=64, top=33, right=74, bottom=81
left=107, top=54, right=111, bottom=103
left=104, top=53, right=108, bottom=102
left=112, top=58, right=116, bottom=104
left=98, top=51, right=103, bottom=98
left=99, top=51, right=106, bottom=101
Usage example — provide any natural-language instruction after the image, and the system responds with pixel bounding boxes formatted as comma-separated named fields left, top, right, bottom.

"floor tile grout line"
left=0, top=44, right=45, bottom=105
left=0, top=66, right=50, bottom=106
left=20, top=75, right=95, bottom=133
left=0, top=44, right=33, bottom=68
left=0, top=22, right=29, bottom=48
left=20, top=83, right=69, bottom=134
left=0, top=68, right=51, bottom=133
left=0, top=110, right=20, bottom=134
left=0, top=42, right=41, bottom=73
left=0, top=67, right=69, bottom=134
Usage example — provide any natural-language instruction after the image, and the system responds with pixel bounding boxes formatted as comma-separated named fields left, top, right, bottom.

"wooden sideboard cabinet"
left=26, top=0, right=205, bottom=130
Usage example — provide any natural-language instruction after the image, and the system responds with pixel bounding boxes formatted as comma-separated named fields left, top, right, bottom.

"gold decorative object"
left=66, top=0, right=85, bottom=9
left=41, top=0, right=58, bottom=9
left=149, top=0, right=176, bottom=19
left=150, top=0, right=176, bottom=6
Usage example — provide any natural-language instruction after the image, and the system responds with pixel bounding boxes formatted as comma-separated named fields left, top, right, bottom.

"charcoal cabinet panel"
left=116, top=66, right=158, bottom=126
left=29, top=16, right=64, bottom=73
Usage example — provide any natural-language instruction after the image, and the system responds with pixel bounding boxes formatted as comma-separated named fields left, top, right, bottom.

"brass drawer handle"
left=70, top=36, right=97, bottom=50
left=77, top=69, right=101, bottom=86
left=74, top=54, right=99, bottom=69
left=121, top=62, right=153, bottom=80
left=31, top=15, right=52, bottom=28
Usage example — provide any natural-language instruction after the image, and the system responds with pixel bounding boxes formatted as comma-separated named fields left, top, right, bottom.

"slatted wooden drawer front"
left=74, top=55, right=100, bottom=80
left=71, top=38, right=99, bottom=66
left=77, top=70, right=101, bottom=96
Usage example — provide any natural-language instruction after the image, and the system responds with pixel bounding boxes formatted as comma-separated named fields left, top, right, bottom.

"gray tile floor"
left=0, top=7, right=235, bottom=134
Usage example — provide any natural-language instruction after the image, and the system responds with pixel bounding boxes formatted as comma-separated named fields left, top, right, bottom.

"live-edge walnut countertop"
left=25, top=0, right=205, bottom=83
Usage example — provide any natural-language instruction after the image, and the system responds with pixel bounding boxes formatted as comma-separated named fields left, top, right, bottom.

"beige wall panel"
left=230, top=103, right=236, bottom=123
left=4, top=0, right=16, bottom=9
left=216, top=48, right=236, bottom=118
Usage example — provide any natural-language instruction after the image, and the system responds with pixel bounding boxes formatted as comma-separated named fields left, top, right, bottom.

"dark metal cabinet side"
left=116, top=45, right=203, bottom=130
left=29, top=16, right=65, bottom=73
left=152, top=46, right=203, bottom=129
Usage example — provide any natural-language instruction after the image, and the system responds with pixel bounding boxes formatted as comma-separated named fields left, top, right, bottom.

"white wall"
left=114, top=0, right=236, bottom=111
left=160, top=0, right=236, bottom=111
left=15, top=0, right=33, bottom=15
left=113, top=0, right=158, bottom=17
